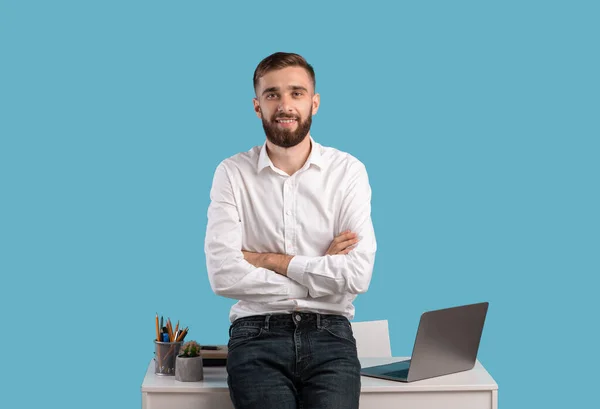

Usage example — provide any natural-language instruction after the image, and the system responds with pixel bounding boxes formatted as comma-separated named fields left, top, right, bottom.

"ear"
left=252, top=97, right=262, bottom=119
left=311, top=93, right=321, bottom=116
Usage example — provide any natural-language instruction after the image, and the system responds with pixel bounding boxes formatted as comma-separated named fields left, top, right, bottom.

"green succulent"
left=178, top=340, right=201, bottom=357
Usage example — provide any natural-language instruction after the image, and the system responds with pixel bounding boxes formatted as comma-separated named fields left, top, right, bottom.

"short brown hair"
left=253, top=52, right=316, bottom=94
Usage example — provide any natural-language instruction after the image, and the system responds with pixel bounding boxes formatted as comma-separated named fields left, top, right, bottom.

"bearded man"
left=205, top=51, right=377, bottom=409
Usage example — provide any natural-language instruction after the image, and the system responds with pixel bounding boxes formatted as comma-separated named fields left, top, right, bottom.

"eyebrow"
left=262, top=85, right=309, bottom=96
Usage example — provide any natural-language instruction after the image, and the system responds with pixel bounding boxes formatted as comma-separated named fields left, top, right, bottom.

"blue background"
left=1, top=1, right=598, bottom=408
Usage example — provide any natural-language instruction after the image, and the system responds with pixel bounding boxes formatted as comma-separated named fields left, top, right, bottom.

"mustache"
left=273, top=114, right=299, bottom=120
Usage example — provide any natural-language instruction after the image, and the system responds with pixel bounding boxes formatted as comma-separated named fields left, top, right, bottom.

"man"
left=205, top=52, right=377, bottom=409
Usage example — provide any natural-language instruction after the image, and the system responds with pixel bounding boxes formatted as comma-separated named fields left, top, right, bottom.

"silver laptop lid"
left=407, top=302, right=489, bottom=382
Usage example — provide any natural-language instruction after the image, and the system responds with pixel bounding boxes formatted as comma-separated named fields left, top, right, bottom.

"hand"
left=242, top=251, right=263, bottom=267
left=325, top=230, right=360, bottom=255
left=242, top=251, right=292, bottom=276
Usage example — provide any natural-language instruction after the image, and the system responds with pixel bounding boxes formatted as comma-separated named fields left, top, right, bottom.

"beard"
left=261, top=109, right=312, bottom=148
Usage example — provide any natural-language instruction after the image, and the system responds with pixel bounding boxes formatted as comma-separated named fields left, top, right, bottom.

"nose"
left=277, top=94, right=293, bottom=113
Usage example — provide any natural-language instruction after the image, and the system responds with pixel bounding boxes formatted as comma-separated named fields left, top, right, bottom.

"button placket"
left=283, top=178, right=295, bottom=254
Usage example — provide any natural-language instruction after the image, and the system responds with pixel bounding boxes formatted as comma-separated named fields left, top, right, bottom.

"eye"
left=266, top=93, right=278, bottom=99
left=293, top=92, right=303, bottom=97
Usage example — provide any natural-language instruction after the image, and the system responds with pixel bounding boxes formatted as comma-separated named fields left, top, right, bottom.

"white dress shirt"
left=205, top=136, right=377, bottom=322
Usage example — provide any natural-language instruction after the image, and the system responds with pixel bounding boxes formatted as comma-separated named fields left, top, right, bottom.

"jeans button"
left=295, top=314, right=302, bottom=322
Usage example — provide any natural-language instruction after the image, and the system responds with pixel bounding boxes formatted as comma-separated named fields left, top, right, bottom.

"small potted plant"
left=175, top=340, right=204, bottom=382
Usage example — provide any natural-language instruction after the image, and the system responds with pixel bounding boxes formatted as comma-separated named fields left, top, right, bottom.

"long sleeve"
left=286, top=161, right=377, bottom=298
left=205, top=162, right=309, bottom=302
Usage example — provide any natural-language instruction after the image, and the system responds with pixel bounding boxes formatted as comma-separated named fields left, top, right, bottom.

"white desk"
left=141, top=357, right=498, bottom=409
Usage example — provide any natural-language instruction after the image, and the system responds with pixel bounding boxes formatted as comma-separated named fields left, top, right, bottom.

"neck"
left=266, top=134, right=312, bottom=176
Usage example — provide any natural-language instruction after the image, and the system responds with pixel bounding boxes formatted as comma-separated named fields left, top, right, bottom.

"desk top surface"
left=141, top=357, right=498, bottom=393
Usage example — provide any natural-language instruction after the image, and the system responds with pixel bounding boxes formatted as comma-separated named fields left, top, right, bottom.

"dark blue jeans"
left=226, top=312, right=361, bottom=409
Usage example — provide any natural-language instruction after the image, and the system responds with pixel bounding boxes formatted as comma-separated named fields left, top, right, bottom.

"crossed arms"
left=204, top=162, right=377, bottom=301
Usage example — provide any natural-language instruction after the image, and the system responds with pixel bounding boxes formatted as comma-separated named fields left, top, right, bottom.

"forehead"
left=256, top=66, right=313, bottom=93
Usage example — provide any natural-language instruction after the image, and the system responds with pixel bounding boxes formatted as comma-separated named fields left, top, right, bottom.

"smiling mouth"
left=275, top=118, right=298, bottom=127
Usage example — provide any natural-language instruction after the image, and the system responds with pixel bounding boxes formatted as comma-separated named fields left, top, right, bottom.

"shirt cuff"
left=286, top=255, right=311, bottom=286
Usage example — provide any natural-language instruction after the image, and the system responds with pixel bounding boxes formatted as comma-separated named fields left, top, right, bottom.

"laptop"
left=360, top=302, right=489, bottom=383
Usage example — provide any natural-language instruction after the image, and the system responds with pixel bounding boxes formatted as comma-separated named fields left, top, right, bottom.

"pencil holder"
left=154, top=341, right=183, bottom=376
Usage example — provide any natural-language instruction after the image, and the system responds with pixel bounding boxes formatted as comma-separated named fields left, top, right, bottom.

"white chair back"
left=350, top=320, right=392, bottom=358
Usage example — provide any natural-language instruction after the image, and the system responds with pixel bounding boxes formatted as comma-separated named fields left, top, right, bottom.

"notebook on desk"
left=361, top=302, right=489, bottom=383
left=200, top=345, right=228, bottom=366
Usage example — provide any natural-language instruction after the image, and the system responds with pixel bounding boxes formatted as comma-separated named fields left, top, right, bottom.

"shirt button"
left=295, top=314, right=302, bottom=321
left=286, top=210, right=292, bottom=216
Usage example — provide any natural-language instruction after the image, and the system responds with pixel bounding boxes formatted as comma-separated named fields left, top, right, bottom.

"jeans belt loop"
left=316, top=313, right=321, bottom=329
left=264, top=314, right=271, bottom=330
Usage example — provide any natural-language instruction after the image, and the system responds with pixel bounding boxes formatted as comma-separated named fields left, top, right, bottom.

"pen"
left=155, top=313, right=160, bottom=342
left=167, top=319, right=173, bottom=342
left=156, top=314, right=187, bottom=342
left=180, top=327, right=188, bottom=341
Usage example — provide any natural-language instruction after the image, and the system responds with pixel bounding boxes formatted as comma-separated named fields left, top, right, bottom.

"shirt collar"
left=257, top=135, right=323, bottom=173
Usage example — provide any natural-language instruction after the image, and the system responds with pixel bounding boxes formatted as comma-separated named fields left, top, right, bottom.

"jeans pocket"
left=322, top=321, right=356, bottom=346
left=228, top=325, right=264, bottom=351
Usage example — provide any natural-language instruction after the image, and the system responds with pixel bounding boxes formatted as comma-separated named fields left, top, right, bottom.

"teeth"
left=277, top=119, right=296, bottom=123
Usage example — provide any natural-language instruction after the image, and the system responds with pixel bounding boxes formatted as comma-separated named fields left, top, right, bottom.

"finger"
left=325, top=245, right=343, bottom=256
left=326, top=232, right=357, bottom=254
left=334, top=237, right=360, bottom=252
left=337, top=243, right=359, bottom=255
left=327, top=240, right=357, bottom=255
left=333, top=231, right=356, bottom=244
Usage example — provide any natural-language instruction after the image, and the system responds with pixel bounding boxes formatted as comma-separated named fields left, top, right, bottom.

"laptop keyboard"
left=385, top=369, right=409, bottom=378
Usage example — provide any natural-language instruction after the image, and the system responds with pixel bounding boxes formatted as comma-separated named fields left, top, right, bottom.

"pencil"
left=179, top=327, right=188, bottom=342
left=155, top=313, right=160, bottom=342
left=167, top=319, right=173, bottom=342
left=175, top=320, right=179, bottom=335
